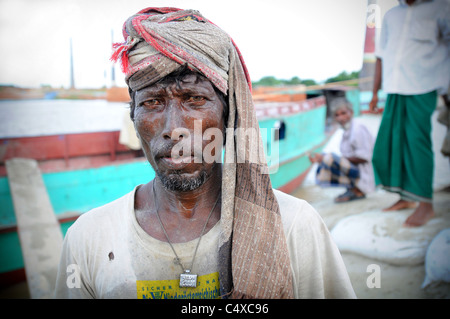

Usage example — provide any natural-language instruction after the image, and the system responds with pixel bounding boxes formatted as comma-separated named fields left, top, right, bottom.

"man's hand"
left=308, top=153, right=324, bottom=163
left=369, top=94, right=380, bottom=114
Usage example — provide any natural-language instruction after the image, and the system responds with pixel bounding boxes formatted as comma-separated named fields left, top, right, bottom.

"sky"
left=0, top=0, right=397, bottom=89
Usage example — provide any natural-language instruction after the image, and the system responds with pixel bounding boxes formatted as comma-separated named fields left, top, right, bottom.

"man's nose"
left=162, top=101, right=189, bottom=141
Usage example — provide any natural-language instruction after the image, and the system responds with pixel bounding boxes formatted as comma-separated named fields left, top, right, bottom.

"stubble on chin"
left=155, top=169, right=209, bottom=192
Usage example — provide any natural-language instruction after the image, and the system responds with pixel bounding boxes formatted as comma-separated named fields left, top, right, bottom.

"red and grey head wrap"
left=112, top=7, right=294, bottom=299
left=111, top=7, right=250, bottom=94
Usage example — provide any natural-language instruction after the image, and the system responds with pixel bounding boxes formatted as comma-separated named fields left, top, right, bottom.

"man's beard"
left=156, top=169, right=209, bottom=192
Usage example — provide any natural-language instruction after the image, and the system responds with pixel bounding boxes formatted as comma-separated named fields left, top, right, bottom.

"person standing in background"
left=369, top=0, right=450, bottom=226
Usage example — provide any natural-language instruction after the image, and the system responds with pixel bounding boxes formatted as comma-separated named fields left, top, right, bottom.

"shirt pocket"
left=410, top=19, right=438, bottom=43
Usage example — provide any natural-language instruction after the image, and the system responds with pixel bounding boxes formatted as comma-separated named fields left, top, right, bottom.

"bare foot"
left=403, top=202, right=435, bottom=227
left=382, top=199, right=417, bottom=211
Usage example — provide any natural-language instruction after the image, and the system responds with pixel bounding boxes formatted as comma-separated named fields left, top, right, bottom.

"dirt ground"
left=293, top=185, right=450, bottom=299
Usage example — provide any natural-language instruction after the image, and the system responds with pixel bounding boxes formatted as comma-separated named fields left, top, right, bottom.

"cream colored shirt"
left=54, top=187, right=356, bottom=299
left=375, top=0, right=450, bottom=95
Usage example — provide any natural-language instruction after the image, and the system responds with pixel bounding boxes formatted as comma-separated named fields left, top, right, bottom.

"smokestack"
left=359, top=0, right=379, bottom=92
left=69, top=38, right=75, bottom=89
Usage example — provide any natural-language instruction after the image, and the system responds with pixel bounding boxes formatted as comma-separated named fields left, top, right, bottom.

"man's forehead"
left=334, top=107, right=352, bottom=115
left=138, top=73, right=214, bottom=94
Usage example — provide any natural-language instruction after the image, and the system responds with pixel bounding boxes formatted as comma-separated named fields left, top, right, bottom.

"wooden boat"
left=255, top=95, right=329, bottom=193
left=0, top=91, right=335, bottom=287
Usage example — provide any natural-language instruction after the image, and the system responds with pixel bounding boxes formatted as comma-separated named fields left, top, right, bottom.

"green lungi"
left=372, top=91, right=437, bottom=203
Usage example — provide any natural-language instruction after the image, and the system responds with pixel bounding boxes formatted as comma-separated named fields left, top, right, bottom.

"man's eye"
left=141, top=99, right=161, bottom=107
left=186, top=96, right=205, bottom=103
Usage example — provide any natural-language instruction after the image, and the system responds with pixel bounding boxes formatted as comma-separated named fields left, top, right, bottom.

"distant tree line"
left=252, top=70, right=360, bottom=87
left=251, top=76, right=316, bottom=87
left=324, top=71, right=360, bottom=84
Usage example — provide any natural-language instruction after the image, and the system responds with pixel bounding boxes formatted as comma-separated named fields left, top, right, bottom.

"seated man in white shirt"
left=309, top=98, right=375, bottom=203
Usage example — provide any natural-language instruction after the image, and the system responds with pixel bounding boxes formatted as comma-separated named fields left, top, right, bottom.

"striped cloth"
left=372, top=91, right=437, bottom=203
left=315, top=153, right=360, bottom=189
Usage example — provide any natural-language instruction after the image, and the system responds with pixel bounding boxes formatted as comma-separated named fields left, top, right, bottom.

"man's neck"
left=155, top=168, right=222, bottom=220
left=134, top=164, right=222, bottom=243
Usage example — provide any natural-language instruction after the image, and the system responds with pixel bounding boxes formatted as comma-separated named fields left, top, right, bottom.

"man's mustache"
left=153, top=138, right=203, bottom=160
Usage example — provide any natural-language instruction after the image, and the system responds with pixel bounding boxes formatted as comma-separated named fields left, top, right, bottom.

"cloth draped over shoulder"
left=111, top=7, right=294, bottom=299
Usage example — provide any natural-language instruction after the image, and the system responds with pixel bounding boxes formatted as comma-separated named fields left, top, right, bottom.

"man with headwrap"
left=54, top=7, right=355, bottom=299
left=369, top=0, right=450, bottom=227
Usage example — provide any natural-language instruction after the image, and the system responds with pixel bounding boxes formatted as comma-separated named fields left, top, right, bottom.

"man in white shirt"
left=369, top=0, right=450, bottom=227
left=54, top=7, right=356, bottom=299
left=309, top=98, right=375, bottom=203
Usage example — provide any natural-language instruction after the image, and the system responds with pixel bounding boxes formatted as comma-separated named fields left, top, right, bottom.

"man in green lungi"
left=369, top=0, right=450, bottom=227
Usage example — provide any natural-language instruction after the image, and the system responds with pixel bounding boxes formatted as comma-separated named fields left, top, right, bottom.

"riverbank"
left=0, top=86, right=107, bottom=100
